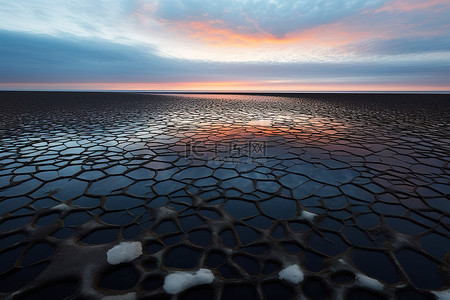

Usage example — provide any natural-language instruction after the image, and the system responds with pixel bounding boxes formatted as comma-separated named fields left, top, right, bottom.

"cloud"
left=375, top=0, right=450, bottom=13
left=0, top=1, right=135, bottom=39
left=0, top=1, right=449, bottom=90
left=0, top=30, right=182, bottom=83
left=1, top=29, right=449, bottom=89
left=1, top=0, right=449, bottom=63
left=132, top=0, right=450, bottom=61
left=151, top=0, right=385, bottom=37
left=347, top=36, right=450, bottom=55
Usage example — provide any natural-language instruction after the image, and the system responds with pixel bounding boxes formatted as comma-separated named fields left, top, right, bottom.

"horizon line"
left=1, top=90, right=449, bottom=94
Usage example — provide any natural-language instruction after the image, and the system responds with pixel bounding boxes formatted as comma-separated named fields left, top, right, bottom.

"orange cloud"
left=375, top=0, right=450, bottom=13
left=160, top=19, right=379, bottom=49
left=131, top=1, right=449, bottom=53
left=130, top=2, right=373, bottom=49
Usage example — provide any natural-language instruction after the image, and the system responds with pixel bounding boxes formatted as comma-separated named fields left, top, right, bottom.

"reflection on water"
left=0, top=92, right=449, bottom=299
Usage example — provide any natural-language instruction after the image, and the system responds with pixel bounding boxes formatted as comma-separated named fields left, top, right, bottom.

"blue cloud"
left=0, top=30, right=185, bottom=82
left=347, top=36, right=450, bottom=55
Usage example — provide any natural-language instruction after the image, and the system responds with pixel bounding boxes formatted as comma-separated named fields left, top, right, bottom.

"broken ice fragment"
left=163, top=268, right=214, bottom=294
left=278, top=264, right=304, bottom=284
left=107, top=241, right=143, bottom=265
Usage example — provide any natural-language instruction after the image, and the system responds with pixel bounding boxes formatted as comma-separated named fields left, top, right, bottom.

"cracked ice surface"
left=0, top=92, right=448, bottom=299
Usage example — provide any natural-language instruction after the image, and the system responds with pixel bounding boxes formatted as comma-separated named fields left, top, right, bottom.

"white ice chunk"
left=356, top=273, right=384, bottom=291
left=299, top=210, right=317, bottom=221
left=278, top=264, right=304, bottom=284
left=103, top=292, right=136, bottom=300
left=432, top=289, right=450, bottom=300
left=107, top=241, right=143, bottom=265
left=163, top=268, right=214, bottom=294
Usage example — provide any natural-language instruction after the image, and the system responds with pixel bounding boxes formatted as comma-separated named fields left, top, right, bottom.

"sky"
left=0, top=0, right=449, bottom=91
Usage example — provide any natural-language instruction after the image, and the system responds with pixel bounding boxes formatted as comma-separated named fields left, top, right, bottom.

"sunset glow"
left=1, top=82, right=449, bottom=92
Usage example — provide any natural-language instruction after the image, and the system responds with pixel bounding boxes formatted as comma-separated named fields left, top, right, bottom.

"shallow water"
left=0, top=92, right=449, bottom=299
